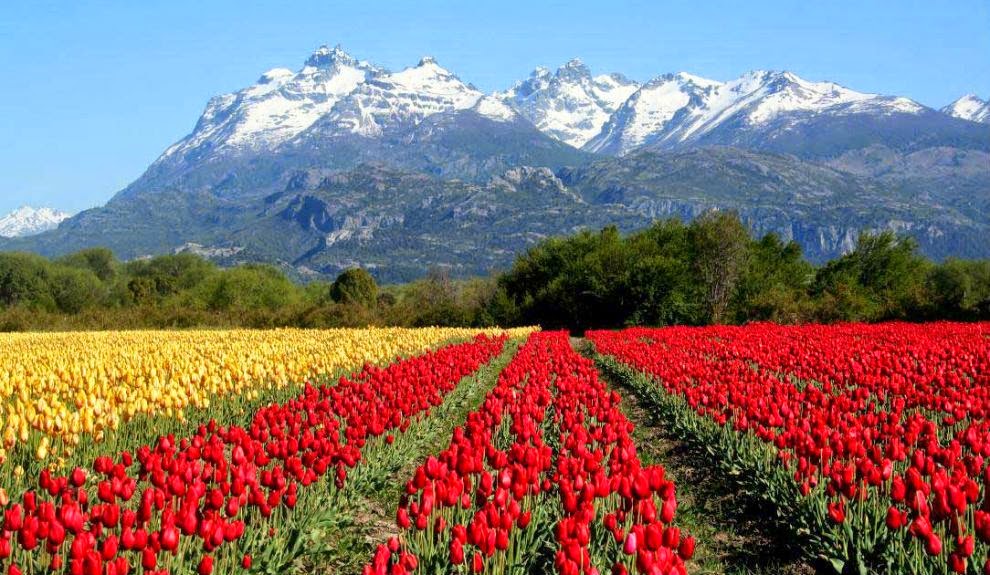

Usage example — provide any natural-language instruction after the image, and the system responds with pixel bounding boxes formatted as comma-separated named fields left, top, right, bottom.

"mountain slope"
left=233, top=165, right=643, bottom=281
left=115, top=50, right=592, bottom=204
left=681, top=105, right=990, bottom=160
left=285, top=106, right=593, bottom=182
left=9, top=147, right=986, bottom=277
left=559, top=147, right=990, bottom=261
left=942, top=95, right=990, bottom=123
left=2, top=165, right=640, bottom=282
left=597, top=74, right=990, bottom=172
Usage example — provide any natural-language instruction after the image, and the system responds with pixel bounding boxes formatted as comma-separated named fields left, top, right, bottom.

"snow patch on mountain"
left=471, top=96, right=517, bottom=122
left=586, top=70, right=926, bottom=155
left=496, top=59, right=639, bottom=148
left=943, top=95, right=990, bottom=123
left=585, top=72, right=701, bottom=154
left=158, top=45, right=383, bottom=161
left=313, top=56, right=486, bottom=136
left=0, top=206, right=71, bottom=238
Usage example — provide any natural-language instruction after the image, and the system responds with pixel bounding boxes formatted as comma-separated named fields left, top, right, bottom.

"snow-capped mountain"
left=5, top=44, right=990, bottom=276
left=585, top=70, right=925, bottom=155
left=149, top=43, right=969, bottom=165
left=497, top=59, right=639, bottom=148
left=303, top=56, right=491, bottom=137
left=120, top=47, right=584, bottom=200
left=158, top=45, right=384, bottom=163
left=942, top=95, right=990, bottom=123
left=0, top=206, right=71, bottom=238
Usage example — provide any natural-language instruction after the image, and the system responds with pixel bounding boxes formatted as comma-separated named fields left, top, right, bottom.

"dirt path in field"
left=573, top=338, right=816, bottom=575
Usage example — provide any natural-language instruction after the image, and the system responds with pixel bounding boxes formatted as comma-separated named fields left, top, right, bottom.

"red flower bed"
left=589, top=323, right=990, bottom=574
left=366, top=332, right=692, bottom=575
left=0, top=335, right=506, bottom=575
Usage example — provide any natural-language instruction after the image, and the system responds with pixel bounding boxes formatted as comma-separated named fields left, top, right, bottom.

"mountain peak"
left=410, top=56, right=459, bottom=78
left=599, top=71, right=636, bottom=85
left=0, top=206, right=71, bottom=238
left=671, top=71, right=720, bottom=88
left=393, top=56, right=462, bottom=84
left=531, top=66, right=551, bottom=78
left=158, top=44, right=380, bottom=162
left=943, top=94, right=990, bottom=123
left=258, top=68, right=294, bottom=84
left=307, top=54, right=482, bottom=137
left=957, top=94, right=983, bottom=103
left=497, top=58, right=640, bottom=148
left=557, top=58, right=592, bottom=80
left=305, top=44, right=356, bottom=68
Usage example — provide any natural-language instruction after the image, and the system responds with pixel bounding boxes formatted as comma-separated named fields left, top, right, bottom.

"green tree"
left=502, top=227, right=640, bottom=331
left=0, top=252, right=56, bottom=310
left=49, top=266, right=104, bottom=313
left=813, top=231, right=929, bottom=320
left=127, top=277, right=157, bottom=306
left=126, top=253, right=216, bottom=299
left=688, top=211, right=751, bottom=324
left=625, top=219, right=701, bottom=326
left=194, top=265, right=299, bottom=312
left=330, top=268, right=379, bottom=308
left=301, top=280, right=335, bottom=307
left=59, top=248, right=118, bottom=282
left=408, top=268, right=471, bottom=327
left=925, top=258, right=990, bottom=319
left=733, top=233, right=814, bottom=323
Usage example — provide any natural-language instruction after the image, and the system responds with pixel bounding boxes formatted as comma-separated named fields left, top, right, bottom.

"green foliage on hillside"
left=498, top=213, right=990, bottom=330
left=1, top=212, right=988, bottom=331
left=0, top=249, right=504, bottom=331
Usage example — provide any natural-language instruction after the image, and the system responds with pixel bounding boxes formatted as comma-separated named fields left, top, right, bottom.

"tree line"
left=1, top=211, right=988, bottom=331
left=499, top=212, right=990, bottom=331
left=0, top=248, right=504, bottom=330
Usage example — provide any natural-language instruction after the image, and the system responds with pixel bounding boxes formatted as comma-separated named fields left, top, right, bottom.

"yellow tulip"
left=0, top=327, right=535, bottom=467
left=36, top=438, right=49, bottom=461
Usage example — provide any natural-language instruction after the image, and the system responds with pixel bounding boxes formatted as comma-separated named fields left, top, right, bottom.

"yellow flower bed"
left=0, top=327, right=534, bottom=467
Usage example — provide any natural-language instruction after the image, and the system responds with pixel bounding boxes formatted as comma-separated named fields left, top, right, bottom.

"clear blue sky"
left=1, top=0, right=988, bottom=215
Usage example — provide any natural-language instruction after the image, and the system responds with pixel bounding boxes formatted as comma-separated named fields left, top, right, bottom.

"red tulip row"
left=0, top=334, right=507, bottom=575
left=365, top=332, right=693, bottom=575
left=690, top=322, right=990, bottom=422
left=589, top=323, right=990, bottom=574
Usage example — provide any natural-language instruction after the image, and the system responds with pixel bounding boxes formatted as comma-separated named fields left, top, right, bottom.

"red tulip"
left=198, top=555, right=214, bottom=575
left=623, top=530, right=638, bottom=555
left=679, top=536, right=696, bottom=560
left=450, top=539, right=465, bottom=565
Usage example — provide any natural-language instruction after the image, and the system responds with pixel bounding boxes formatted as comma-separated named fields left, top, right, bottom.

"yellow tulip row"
left=0, top=327, right=534, bottom=468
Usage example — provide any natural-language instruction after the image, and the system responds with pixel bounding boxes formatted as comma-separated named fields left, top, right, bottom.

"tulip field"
left=590, top=322, right=990, bottom=575
left=0, top=328, right=519, bottom=475
left=2, top=323, right=988, bottom=574
left=365, top=331, right=693, bottom=575
left=0, top=327, right=533, bottom=574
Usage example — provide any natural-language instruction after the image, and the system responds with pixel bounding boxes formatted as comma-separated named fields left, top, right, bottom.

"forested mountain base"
left=1, top=212, right=988, bottom=331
